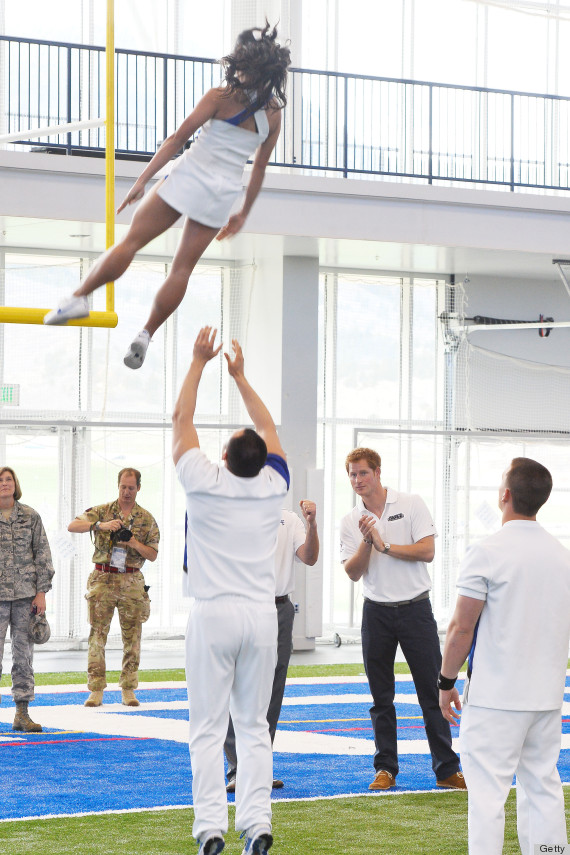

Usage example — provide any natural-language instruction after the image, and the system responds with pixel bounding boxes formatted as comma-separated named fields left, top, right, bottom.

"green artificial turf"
left=6, top=657, right=566, bottom=687
left=0, top=790, right=548, bottom=855
left=0, top=668, right=187, bottom=688
left=0, top=661, right=408, bottom=688
left=2, top=661, right=569, bottom=853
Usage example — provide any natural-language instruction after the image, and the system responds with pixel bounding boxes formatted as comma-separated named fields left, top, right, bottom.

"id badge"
left=110, top=545, right=127, bottom=573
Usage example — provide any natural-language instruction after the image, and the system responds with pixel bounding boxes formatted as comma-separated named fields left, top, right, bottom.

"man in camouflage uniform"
left=0, top=465, right=54, bottom=732
left=68, top=467, right=159, bottom=708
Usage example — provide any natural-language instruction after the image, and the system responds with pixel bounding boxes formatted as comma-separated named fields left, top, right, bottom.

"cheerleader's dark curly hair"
left=221, top=21, right=291, bottom=109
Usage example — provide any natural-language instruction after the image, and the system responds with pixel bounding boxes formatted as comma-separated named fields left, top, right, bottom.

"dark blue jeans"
left=361, top=596, right=459, bottom=780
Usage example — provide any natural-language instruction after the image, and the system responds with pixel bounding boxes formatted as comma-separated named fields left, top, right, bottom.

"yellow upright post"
left=0, top=0, right=118, bottom=327
left=105, top=0, right=115, bottom=313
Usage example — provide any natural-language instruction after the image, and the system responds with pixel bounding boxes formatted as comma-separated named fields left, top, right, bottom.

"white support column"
left=280, top=255, right=323, bottom=649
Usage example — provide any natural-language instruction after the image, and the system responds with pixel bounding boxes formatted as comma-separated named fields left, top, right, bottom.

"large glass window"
left=0, top=254, right=239, bottom=644
left=319, top=274, right=570, bottom=632
left=319, top=273, right=447, bottom=628
left=3, top=0, right=228, bottom=57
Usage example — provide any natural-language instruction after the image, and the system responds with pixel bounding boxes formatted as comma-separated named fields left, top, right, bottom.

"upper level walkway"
left=2, top=33, right=570, bottom=194
left=1, top=147, right=569, bottom=280
left=1, top=34, right=570, bottom=283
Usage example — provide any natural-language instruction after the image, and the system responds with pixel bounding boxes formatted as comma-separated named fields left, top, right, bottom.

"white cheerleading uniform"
left=157, top=103, right=269, bottom=228
left=274, top=510, right=306, bottom=597
left=176, top=447, right=288, bottom=841
left=456, top=520, right=570, bottom=855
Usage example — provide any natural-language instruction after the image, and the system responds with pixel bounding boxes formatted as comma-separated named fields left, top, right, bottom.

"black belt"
left=275, top=595, right=289, bottom=604
left=365, top=591, right=430, bottom=608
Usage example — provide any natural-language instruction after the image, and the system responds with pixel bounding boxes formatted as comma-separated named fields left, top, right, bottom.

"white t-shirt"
left=275, top=510, right=306, bottom=597
left=458, top=519, right=570, bottom=711
left=339, top=489, right=437, bottom=603
left=177, top=448, right=289, bottom=603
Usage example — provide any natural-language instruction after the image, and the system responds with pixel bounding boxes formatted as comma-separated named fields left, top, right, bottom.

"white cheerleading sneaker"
left=124, top=329, right=151, bottom=369
left=197, top=834, right=225, bottom=855
left=43, top=295, right=90, bottom=325
left=240, top=827, right=273, bottom=855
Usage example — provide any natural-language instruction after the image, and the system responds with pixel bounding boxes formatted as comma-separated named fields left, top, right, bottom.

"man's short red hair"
left=345, top=448, right=381, bottom=473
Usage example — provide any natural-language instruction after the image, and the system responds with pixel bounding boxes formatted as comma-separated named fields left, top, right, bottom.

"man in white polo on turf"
left=340, top=447, right=464, bottom=792
left=173, top=327, right=288, bottom=855
left=439, top=457, right=570, bottom=855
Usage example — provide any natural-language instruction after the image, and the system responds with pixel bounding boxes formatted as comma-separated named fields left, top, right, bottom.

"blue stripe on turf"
left=0, top=676, right=567, bottom=820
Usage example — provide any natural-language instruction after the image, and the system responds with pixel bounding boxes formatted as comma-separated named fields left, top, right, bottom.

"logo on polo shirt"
left=387, top=513, right=404, bottom=521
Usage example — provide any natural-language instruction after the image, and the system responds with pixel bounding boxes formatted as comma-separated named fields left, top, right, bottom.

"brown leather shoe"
left=369, top=770, right=396, bottom=790
left=436, top=771, right=467, bottom=790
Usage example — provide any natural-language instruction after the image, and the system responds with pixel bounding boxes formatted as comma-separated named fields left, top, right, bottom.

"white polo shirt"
left=275, top=510, right=306, bottom=597
left=339, top=488, right=437, bottom=603
left=457, top=519, right=570, bottom=711
left=177, top=448, right=289, bottom=603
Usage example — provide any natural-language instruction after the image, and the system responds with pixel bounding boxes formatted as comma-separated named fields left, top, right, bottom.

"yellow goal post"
left=0, top=0, right=117, bottom=328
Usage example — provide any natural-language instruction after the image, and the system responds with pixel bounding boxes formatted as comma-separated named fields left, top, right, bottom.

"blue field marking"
left=283, top=678, right=465, bottom=698
left=283, top=682, right=370, bottom=697
left=278, top=701, right=440, bottom=739
left=267, top=752, right=442, bottom=800
left=1, top=732, right=193, bottom=821
left=0, top=678, right=465, bottom=710
left=0, top=687, right=188, bottom=708
left=0, top=675, right=568, bottom=822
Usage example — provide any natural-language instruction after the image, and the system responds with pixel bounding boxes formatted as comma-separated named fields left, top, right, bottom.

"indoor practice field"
left=1, top=664, right=570, bottom=854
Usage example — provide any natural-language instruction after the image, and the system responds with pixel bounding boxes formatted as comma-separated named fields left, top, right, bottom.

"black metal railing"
left=1, top=34, right=570, bottom=192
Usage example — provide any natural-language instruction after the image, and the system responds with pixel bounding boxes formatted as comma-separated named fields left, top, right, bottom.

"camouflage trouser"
left=0, top=597, right=35, bottom=702
left=85, top=569, right=150, bottom=691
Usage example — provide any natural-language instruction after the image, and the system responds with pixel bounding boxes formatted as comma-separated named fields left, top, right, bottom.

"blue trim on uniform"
left=224, top=106, right=255, bottom=125
left=223, top=100, right=263, bottom=126
left=265, top=454, right=290, bottom=489
left=183, top=512, right=188, bottom=574
left=467, top=617, right=480, bottom=679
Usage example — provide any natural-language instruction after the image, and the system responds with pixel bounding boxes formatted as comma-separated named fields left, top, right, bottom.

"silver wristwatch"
left=382, top=542, right=391, bottom=553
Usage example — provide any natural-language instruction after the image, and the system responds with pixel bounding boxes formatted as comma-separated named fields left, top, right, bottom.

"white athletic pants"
left=460, top=704, right=566, bottom=855
left=185, top=597, right=277, bottom=841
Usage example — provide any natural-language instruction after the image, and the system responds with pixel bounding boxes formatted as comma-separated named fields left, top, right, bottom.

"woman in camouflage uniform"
left=0, top=466, right=54, bottom=732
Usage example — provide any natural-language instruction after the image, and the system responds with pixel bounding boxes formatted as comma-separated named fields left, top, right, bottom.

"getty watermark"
left=534, top=846, right=568, bottom=854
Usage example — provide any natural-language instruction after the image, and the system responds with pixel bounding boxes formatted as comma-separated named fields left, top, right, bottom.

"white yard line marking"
left=0, top=705, right=190, bottom=743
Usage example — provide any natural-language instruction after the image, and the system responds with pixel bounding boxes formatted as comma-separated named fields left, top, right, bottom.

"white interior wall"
left=3, top=151, right=570, bottom=263
left=462, top=274, right=570, bottom=367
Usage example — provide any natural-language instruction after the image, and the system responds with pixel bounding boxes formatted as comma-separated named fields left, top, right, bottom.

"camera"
left=112, top=525, right=133, bottom=543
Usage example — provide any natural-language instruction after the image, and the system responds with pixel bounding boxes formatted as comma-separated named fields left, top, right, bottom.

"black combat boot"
left=13, top=701, right=42, bottom=733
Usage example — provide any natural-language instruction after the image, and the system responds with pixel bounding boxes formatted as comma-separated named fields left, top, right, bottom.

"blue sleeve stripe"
left=467, top=617, right=480, bottom=678
left=265, top=454, right=290, bottom=489
left=183, top=511, right=188, bottom=574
